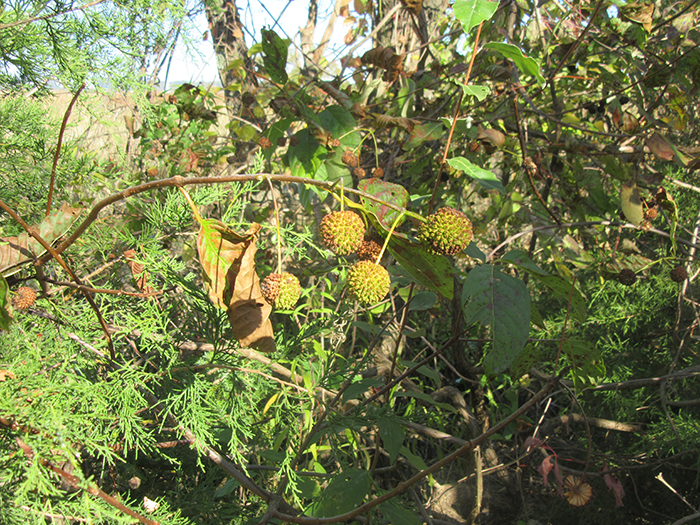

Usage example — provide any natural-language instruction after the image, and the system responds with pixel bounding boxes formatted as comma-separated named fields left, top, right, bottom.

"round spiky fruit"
left=261, top=272, right=301, bottom=310
left=13, top=286, right=36, bottom=310
left=617, top=268, right=636, bottom=286
left=418, top=207, right=473, bottom=255
left=670, top=265, right=687, bottom=283
left=347, top=261, right=390, bottom=305
left=319, top=211, right=365, bottom=255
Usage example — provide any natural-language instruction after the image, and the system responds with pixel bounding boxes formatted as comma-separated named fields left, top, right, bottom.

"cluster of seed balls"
left=260, top=206, right=473, bottom=309
left=617, top=265, right=688, bottom=286
left=317, top=207, right=473, bottom=306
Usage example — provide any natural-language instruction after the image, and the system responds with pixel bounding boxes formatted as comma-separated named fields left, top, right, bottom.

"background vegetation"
left=0, top=0, right=699, bottom=523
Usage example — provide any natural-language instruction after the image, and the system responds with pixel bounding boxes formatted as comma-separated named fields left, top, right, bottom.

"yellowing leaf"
left=620, top=181, right=643, bottom=226
left=646, top=132, right=675, bottom=161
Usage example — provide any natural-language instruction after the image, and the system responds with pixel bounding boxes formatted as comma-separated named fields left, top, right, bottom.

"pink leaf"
left=605, top=473, right=625, bottom=506
left=524, top=436, right=543, bottom=453
left=538, top=455, right=553, bottom=486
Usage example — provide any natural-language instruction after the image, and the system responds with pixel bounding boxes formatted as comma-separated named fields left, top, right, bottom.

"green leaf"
left=388, top=236, right=454, bottom=300
left=318, top=106, right=359, bottom=147
left=342, top=378, right=383, bottom=403
left=380, top=502, right=422, bottom=525
left=483, top=42, right=545, bottom=86
left=359, top=179, right=409, bottom=230
left=404, top=122, right=443, bottom=150
left=562, top=338, right=606, bottom=390
left=462, top=265, right=531, bottom=376
left=500, top=250, right=587, bottom=323
left=214, top=478, right=240, bottom=498
left=453, top=0, right=499, bottom=32
left=393, top=391, right=457, bottom=412
left=447, top=157, right=505, bottom=193
left=529, top=274, right=587, bottom=323
left=400, top=445, right=428, bottom=471
left=406, top=291, right=437, bottom=310
left=261, top=28, right=288, bottom=85
left=377, top=417, right=405, bottom=463
left=509, top=343, right=542, bottom=380
left=286, top=129, right=327, bottom=179
left=262, top=117, right=293, bottom=160
left=500, top=249, right=547, bottom=275
left=0, top=274, right=12, bottom=331
left=402, top=360, right=440, bottom=383
left=459, top=83, right=491, bottom=101
left=309, top=469, right=371, bottom=517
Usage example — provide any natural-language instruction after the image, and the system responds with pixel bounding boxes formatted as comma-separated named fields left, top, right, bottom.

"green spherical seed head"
left=347, top=261, right=391, bottom=305
left=276, top=272, right=301, bottom=310
left=320, top=211, right=365, bottom=255
left=261, top=272, right=301, bottom=310
left=418, top=207, right=473, bottom=255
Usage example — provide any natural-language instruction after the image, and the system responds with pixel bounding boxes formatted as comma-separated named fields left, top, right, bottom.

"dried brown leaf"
left=646, top=132, right=674, bottom=161
left=196, top=220, right=274, bottom=353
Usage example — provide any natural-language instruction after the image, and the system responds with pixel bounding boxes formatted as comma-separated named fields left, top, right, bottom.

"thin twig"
left=0, top=0, right=108, bottom=30
left=0, top=199, right=115, bottom=359
left=47, top=83, right=85, bottom=215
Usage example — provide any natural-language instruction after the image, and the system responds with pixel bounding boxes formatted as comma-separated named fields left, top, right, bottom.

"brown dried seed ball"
left=372, top=167, right=384, bottom=178
left=353, top=167, right=366, bottom=179
left=277, top=137, right=287, bottom=147
left=670, top=265, right=687, bottom=283
left=644, top=208, right=658, bottom=220
left=261, top=272, right=301, bottom=310
left=289, top=136, right=300, bottom=147
left=260, top=273, right=281, bottom=304
left=241, top=92, right=256, bottom=106
left=258, top=137, right=273, bottom=149
left=341, top=150, right=359, bottom=168
left=13, top=286, right=37, bottom=310
left=357, top=239, right=383, bottom=261
left=319, top=211, right=365, bottom=255
left=329, top=138, right=341, bottom=148
left=617, top=268, right=637, bottom=286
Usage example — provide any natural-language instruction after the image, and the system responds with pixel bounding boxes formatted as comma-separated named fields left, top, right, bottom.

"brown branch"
left=0, top=199, right=115, bottom=359
left=271, top=374, right=562, bottom=524
left=530, top=366, right=700, bottom=392
left=0, top=0, right=108, bottom=30
left=512, top=96, right=561, bottom=226
left=37, top=173, right=415, bottom=266
left=15, top=438, right=158, bottom=525
left=547, top=0, right=607, bottom=83
left=558, top=413, right=643, bottom=433
left=428, top=21, right=484, bottom=214
left=47, top=83, right=85, bottom=215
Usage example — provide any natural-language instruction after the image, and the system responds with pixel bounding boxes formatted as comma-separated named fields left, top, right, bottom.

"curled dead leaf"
left=477, top=125, right=507, bottom=148
left=646, top=132, right=674, bottom=161
left=196, top=221, right=275, bottom=353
